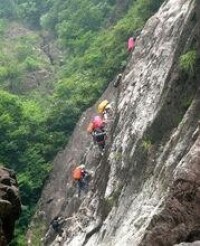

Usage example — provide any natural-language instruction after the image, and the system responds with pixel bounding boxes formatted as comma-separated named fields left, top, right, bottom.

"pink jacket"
left=128, top=37, right=135, bottom=52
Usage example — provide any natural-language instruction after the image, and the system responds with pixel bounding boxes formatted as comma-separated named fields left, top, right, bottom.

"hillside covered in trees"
left=0, top=0, right=164, bottom=244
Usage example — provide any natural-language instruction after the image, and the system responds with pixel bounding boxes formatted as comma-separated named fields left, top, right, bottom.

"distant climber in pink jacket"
left=127, top=37, right=136, bottom=52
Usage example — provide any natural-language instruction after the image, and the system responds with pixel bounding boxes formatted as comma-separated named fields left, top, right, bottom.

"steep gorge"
left=29, top=0, right=200, bottom=245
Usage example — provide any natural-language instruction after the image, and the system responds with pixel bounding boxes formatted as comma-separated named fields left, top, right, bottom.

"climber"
left=87, top=115, right=107, bottom=151
left=50, top=216, right=65, bottom=235
left=73, top=164, right=89, bottom=197
left=43, top=216, right=65, bottom=244
left=97, top=100, right=113, bottom=122
left=127, top=36, right=136, bottom=52
left=113, top=73, right=123, bottom=87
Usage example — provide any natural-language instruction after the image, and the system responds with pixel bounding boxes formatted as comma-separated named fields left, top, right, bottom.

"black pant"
left=93, top=130, right=106, bottom=149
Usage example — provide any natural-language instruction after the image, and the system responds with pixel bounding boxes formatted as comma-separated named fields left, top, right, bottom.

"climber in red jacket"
left=87, top=115, right=107, bottom=151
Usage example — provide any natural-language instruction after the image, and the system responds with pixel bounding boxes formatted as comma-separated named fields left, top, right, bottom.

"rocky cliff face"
left=0, top=167, right=21, bottom=245
left=29, top=0, right=200, bottom=245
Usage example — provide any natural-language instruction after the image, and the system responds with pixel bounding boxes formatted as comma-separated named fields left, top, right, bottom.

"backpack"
left=87, top=122, right=94, bottom=133
left=73, top=168, right=82, bottom=180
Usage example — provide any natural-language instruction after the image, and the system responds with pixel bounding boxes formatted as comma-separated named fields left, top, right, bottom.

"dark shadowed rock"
left=0, top=167, right=21, bottom=245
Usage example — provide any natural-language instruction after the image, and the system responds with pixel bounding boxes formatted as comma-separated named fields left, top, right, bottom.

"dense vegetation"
left=0, top=0, right=165, bottom=244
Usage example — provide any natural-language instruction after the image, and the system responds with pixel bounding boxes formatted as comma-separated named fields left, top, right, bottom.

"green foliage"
left=0, top=0, right=17, bottom=19
left=0, top=90, right=51, bottom=203
left=0, top=26, right=51, bottom=94
left=141, top=138, right=152, bottom=152
left=0, top=0, right=165, bottom=243
left=29, top=220, right=46, bottom=246
left=16, top=44, right=35, bottom=62
left=15, top=0, right=48, bottom=27
left=0, top=55, right=21, bottom=83
left=0, top=66, right=9, bottom=79
left=0, top=19, right=6, bottom=35
left=179, top=50, right=197, bottom=75
left=11, top=232, right=26, bottom=246
left=0, top=90, right=55, bottom=244
left=23, top=56, right=41, bottom=71
left=11, top=205, right=35, bottom=245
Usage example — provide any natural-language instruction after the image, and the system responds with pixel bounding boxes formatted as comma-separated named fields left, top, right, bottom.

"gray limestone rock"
left=29, top=0, right=200, bottom=245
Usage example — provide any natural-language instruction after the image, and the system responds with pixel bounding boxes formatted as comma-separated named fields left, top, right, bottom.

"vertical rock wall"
left=31, top=0, right=200, bottom=245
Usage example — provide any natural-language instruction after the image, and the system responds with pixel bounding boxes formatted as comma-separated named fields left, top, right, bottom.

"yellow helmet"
left=97, top=100, right=109, bottom=113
